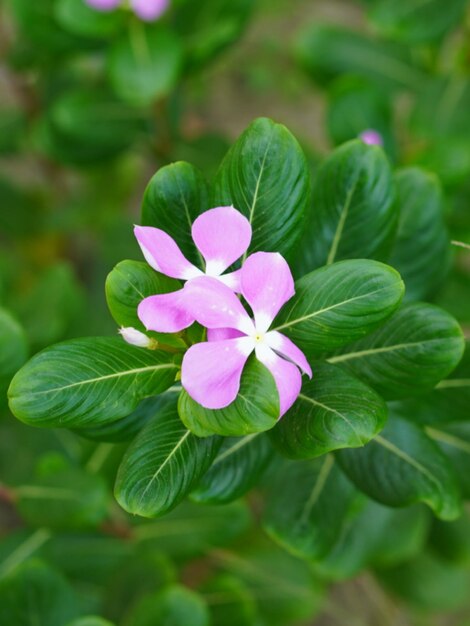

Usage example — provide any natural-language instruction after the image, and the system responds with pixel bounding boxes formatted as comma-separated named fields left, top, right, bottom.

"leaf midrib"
left=298, top=393, right=363, bottom=445
left=328, top=338, right=449, bottom=364
left=326, top=181, right=357, bottom=265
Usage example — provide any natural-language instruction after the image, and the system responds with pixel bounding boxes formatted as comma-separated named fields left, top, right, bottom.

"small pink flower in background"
left=181, top=252, right=312, bottom=416
left=135, top=207, right=252, bottom=333
left=359, top=129, right=383, bottom=146
left=85, top=0, right=169, bottom=21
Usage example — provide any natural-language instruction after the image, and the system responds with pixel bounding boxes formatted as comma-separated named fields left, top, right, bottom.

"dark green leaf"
left=55, top=0, right=125, bottom=38
left=141, top=162, right=209, bottom=266
left=389, top=168, right=451, bottom=301
left=178, top=357, right=279, bottom=437
left=295, top=140, right=396, bottom=273
left=273, top=259, right=404, bottom=359
left=203, top=574, right=258, bottom=626
left=191, top=433, right=274, bottom=504
left=115, top=394, right=222, bottom=517
left=426, top=422, right=470, bottom=498
left=0, top=308, right=28, bottom=405
left=329, top=303, right=465, bottom=399
left=271, top=362, right=387, bottom=458
left=66, top=618, right=116, bottom=626
left=107, top=24, right=182, bottom=106
left=8, top=337, right=179, bottom=428
left=430, top=512, right=470, bottom=565
left=123, top=585, right=209, bottom=626
left=264, top=455, right=358, bottom=560
left=213, top=117, right=310, bottom=258
left=16, top=468, right=108, bottom=530
left=337, top=416, right=462, bottom=520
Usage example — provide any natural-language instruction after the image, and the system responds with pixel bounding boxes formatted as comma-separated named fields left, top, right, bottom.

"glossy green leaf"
left=329, top=303, right=465, bottom=399
left=271, top=362, right=387, bottom=458
left=369, top=0, right=468, bottom=44
left=115, top=394, right=222, bottom=517
left=8, top=337, right=179, bottom=428
left=107, top=24, right=182, bottom=106
left=55, top=0, right=125, bottom=38
left=0, top=308, right=28, bottom=404
left=123, top=585, right=209, bottom=626
left=105, top=260, right=182, bottom=341
left=134, top=500, right=251, bottom=559
left=314, top=498, right=430, bottom=580
left=264, top=455, right=358, bottom=560
left=337, top=416, right=462, bottom=520
left=389, top=168, right=451, bottom=301
left=326, top=76, right=395, bottom=158
left=295, top=24, right=426, bottom=92
left=212, top=117, right=310, bottom=257
left=141, top=162, right=209, bottom=266
left=273, top=259, right=404, bottom=359
left=191, top=433, right=274, bottom=504
left=295, top=140, right=396, bottom=273
left=178, top=357, right=279, bottom=437
left=16, top=468, right=108, bottom=530
left=0, top=561, right=82, bottom=626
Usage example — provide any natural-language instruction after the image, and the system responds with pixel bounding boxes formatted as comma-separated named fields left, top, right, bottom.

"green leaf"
left=0, top=308, right=28, bottom=405
left=123, top=585, right=210, bottom=626
left=212, top=117, right=310, bottom=258
left=55, top=0, right=125, bottom=38
left=271, top=362, right=387, bottom=458
left=16, top=468, right=108, bottom=530
left=66, top=618, right=116, bottom=626
left=369, top=0, right=468, bottom=44
left=105, top=260, right=183, bottom=346
left=115, top=394, right=222, bottom=517
left=203, top=574, right=258, bottom=626
left=0, top=561, right=82, bottom=626
left=295, top=24, right=426, bottom=92
left=337, top=415, right=462, bottom=520
left=134, top=500, right=251, bottom=559
left=273, top=259, right=404, bottom=359
left=388, top=168, right=451, bottom=301
left=329, top=303, right=465, bottom=400
left=263, top=455, right=358, bottom=560
left=191, top=433, right=274, bottom=504
left=178, top=357, right=279, bottom=437
left=426, top=423, right=470, bottom=499
left=295, top=140, right=396, bottom=273
left=107, top=23, right=182, bottom=106
left=8, top=337, right=179, bottom=428
left=430, top=512, right=470, bottom=565
left=141, top=162, right=209, bottom=266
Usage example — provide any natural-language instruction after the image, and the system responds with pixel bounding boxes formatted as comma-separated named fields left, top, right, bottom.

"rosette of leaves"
left=8, top=117, right=466, bottom=570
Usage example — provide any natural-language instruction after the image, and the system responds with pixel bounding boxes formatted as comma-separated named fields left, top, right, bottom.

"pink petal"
left=138, top=290, right=194, bottom=333
left=134, top=226, right=201, bottom=281
left=191, top=207, right=252, bottom=276
left=241, top=252, right=295, bottom=333
left=182, top=338, right=254, bottom=409
left=207, top=328, right=245, bottom=342
left=130, top=0, right=169, bottom=20
left=85, top=0, right=121, bottom=10
left=359, top=129, right=383, bottom=146
left=183, top=277, right=255, bottom=336
left=265, top=330, right=312, bottom=377
left=255, top=345, right=302, bottom=417
left=217, top=269, right=242, bottom=292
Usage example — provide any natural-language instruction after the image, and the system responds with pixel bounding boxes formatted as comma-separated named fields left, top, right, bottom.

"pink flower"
left=135, top=206, right=252, bottom=333
left=85, top=0, right=169, bottom=21
left=181, top=252, right=312, bottom=416
left=359, top=129, right=383, bottom=147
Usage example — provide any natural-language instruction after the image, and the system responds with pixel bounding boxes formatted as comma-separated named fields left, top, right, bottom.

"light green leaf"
left=123, top=585, right=210, bottom=626
left=191, top=433, right=274, bottom=504
left=337, top=415, right=462, bottom=520
left=329, top=303, right=465, bottom=399
left=273, top=259, right=404, bottom=359
left=141, top=162, right=209, bottom=266
left=107, top=23, right=182, bottom=106
left=202, top=574, right=258, bottom=626
left=8, top=337, right=179, bottom=428
left=389, top=168, right=451, bottom=301
left=264, top=455, right=358, bottom=560
left=66, top=617, right=116, bottom=626
left=55, top=0, right=125, bottom=38
left=271, top=362, right=387, bottom=458
left=178, top=357, right=279, bottom=437
left=213, top=117, right=310, bottom=258
left=295, top=140, right=396, bottom=273
left=115, top=394, right=222, bottom=517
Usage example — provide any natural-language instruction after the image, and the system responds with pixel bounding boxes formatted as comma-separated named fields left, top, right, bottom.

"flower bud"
left=359, top=129, right=383, bottom=146
left=119, top=327, right=154, bottom=348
